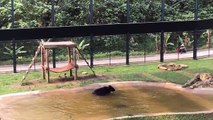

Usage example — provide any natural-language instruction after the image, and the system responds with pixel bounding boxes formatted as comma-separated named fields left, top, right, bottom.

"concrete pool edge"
left=0, top=81, right=213, bottom=99
left=0, top=81, right=213, bottom=120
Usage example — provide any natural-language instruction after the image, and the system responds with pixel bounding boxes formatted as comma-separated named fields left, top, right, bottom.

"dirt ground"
left=12, top=74, right=107, bottom=90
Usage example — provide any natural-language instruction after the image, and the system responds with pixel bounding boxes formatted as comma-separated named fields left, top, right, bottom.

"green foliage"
left=178, top=36, right=184, bottom=45
left=55, top=0, right=89, bottom=26
left=3, top=46, right=27, bottom=58
left=93, top=0, right=127, bottom=24
left=165, top=0, right=195, bottom=21
left=131, top=0, right=161, bottom=22
left=77, top=39, right=90, bottom=52
left=1, top=0, right=211, bottom=28
left=164, top=33, right=175, bottom=53
left=0, top=0, right=52, bottom=28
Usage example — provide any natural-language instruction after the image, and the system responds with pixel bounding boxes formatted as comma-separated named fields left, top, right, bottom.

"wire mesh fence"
left=0, top=0, right=212, bottom=72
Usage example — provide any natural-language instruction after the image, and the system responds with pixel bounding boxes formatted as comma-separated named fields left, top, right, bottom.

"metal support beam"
left=160, top=0, right=165, bottom=62
left=90, top=35, right=94, bottom=67
left=51, top=0, right=56, bottom=68
left=193, top=0, right=198, bottom=60
left=193, top=29, right=198, bottom=60
left=89, top=0, right=94, bottom=67
left=11, top=0, right=16, bottom=73
left=51, top=0, right=55, bottom=26
left=126, top=0, right=130, bottom=65
left=143, top=38, right=147, bottom=63
left=1, top=19, right=212, bottom=41
left=194, top=0, right=198, bottom=21
left=160, top=31, right=164, bottom=62
left=126, top=33, right=130, bottom=65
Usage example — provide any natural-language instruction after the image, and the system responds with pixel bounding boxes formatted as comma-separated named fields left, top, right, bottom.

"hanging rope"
left=75, top=47, right=96, bottom=76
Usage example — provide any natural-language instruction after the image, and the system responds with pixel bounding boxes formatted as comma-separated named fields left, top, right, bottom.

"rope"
left=21, top=44, right=42, bottom=84
left=76, top=47, right=96, bottom=76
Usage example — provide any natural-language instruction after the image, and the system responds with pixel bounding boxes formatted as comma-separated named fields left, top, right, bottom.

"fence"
left=0, top=0, right=213, bottom=73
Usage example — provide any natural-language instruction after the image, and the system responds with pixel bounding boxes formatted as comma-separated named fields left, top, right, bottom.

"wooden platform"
left=42, top=41, right=76, bottom=48
left=41, top=41, right=78, bottom=83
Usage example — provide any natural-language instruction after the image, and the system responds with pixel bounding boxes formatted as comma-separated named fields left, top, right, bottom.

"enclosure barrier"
left=0, top=19, right=213, bottom=73
left=0, top=19, right=212, bottom=41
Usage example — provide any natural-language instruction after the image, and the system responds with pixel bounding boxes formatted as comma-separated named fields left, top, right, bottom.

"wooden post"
left=68, top=47, right=72, bottom=77
left=21, top=45, right=42, bottom=83
left=41, top=47, right=45, bottom=79
left=45, top=48, right=50, bottom=83
left=74, top=47, right=77, bottom=80
left=40, top=41, right=78, bottom=82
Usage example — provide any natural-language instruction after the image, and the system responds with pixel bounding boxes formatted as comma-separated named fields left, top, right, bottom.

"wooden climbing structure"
left=22, top=40, right=95, bottom=85
left=41, top=41, right=78, bottom=83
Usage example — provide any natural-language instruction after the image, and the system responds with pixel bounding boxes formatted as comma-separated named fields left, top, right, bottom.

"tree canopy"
left=0, top=0, right=212, bottom=28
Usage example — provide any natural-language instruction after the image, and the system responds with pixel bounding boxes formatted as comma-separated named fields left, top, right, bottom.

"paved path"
left=0, top=49, right=213, bottom=73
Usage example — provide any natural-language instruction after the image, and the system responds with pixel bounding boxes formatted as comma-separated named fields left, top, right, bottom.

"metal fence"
left=0, top=0, right=213, bottom=73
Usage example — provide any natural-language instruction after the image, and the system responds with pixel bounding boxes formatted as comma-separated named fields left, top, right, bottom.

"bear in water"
left=92, top=85, right=115, bottom=96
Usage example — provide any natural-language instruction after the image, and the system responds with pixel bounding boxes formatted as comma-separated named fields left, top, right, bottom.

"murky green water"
left=0, top=86, right=213, bottom=120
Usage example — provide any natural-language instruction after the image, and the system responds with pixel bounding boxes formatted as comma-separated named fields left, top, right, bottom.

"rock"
left=180, top=64, right=188, bottom=68
left=168, top=63, right=176, bottom=66
left=158, top=63, right=188, bottom=71
left=182, top=73, right=213, bottom=89
left=158, top=66, right=168, bottom=70
left=200, top=73, right=212, bottom=81
left=81, top=72, right=88, bottom=75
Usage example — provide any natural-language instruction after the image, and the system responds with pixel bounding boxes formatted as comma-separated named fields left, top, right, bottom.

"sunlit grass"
left=0, top=58, right=213, bottom=95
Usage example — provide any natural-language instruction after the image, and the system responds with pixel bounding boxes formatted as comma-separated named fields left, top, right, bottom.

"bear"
left=92, top=85, right=115, bottom=96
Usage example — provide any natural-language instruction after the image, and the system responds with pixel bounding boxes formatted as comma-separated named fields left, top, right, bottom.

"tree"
left=131, top=0, right=161, bottom=22
left=55, top=0, right=89, bottom=26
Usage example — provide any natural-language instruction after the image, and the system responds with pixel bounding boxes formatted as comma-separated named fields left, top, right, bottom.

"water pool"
left=0, top=81, right=213, bottom=120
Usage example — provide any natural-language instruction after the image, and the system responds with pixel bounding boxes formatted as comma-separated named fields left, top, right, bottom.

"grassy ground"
left=0, top=58, right=213, bottom=95
left=1, top=58, right=213, bottom=120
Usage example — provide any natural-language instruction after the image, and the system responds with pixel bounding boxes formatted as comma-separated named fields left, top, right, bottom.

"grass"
left=0, top=58, right=213, bottom=95
left=1, top=58, right=213, bottom=120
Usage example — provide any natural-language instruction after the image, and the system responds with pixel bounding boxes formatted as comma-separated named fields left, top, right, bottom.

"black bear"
left=92, top=85, right=115, bottom=96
